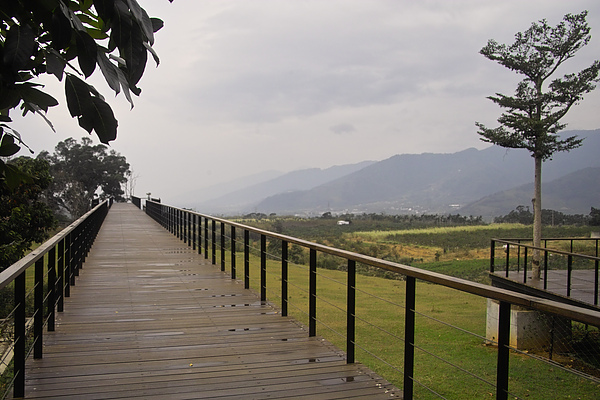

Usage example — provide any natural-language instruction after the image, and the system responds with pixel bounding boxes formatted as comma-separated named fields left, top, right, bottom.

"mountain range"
left=175, top=129, right=600, bottom=218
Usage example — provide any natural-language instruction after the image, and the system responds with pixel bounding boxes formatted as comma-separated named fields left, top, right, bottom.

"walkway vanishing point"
left=22, top=203, right=399, bottom=399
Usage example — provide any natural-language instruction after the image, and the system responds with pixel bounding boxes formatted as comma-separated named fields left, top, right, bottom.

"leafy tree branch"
left=476, top=11, right=600, bottom=279
left=1, top=0, right=169, bottom=188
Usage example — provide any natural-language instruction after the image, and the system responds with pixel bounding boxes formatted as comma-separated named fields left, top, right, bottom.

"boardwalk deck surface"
left=491, top=270, right=599, bottom=308
left=23, top=204, right=399, bottom=399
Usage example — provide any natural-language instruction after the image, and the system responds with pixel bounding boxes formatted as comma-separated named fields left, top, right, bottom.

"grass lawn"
left=217, top=248, right=600, bottom=399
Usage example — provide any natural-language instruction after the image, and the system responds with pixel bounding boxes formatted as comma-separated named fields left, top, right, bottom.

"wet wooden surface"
left=23, top=203, right=399, bottom=399
left=492, top=269, right=599, bottom=308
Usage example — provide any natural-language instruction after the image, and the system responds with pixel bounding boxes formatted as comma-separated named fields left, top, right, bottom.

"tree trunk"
left=531, top=155, right=543, bottom=280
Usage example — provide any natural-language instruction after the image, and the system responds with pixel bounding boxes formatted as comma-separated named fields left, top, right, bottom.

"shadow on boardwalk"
left=24, top=203, right=399, bottom=399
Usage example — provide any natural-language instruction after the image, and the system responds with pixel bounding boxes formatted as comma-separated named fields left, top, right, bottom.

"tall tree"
left=40, top=137, right=130, bottom=218
left=0, top=157, right=56, bottom=270
left=476, top=11, right=600, bottom=279
left=0, top=0, right=168, bottom=188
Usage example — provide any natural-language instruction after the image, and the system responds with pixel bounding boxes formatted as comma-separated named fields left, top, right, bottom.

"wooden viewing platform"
left=491, top=270, right=599, bottom=311
left=22, top=204, right=399, bottom=399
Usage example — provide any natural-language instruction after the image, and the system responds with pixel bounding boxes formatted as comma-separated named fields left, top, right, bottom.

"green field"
left=219, top=218, right=600, bottom=397
left=233, top=250, right=600, bottom=399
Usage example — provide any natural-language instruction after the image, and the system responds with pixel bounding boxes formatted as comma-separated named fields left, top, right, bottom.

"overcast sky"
left=11, top=0, right=600, bottom=204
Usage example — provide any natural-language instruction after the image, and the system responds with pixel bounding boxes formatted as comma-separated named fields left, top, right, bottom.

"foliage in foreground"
left=0, top=0, right=167, bottom=189
left=0, top=157, right=56, bottom=269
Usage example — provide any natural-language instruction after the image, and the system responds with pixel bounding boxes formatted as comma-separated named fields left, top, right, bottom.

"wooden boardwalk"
left=491, top=270, right=599, bottom=310
left=23, top=204, right=399, bottom=399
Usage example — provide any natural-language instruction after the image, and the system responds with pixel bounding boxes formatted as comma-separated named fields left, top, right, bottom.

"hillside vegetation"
left=238, top=213, right=596, bottom=283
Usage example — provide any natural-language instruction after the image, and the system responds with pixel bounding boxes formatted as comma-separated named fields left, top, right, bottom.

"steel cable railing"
left=0, top=200, right=110, bottom=399
left=145, top=201, right=600, bottom=400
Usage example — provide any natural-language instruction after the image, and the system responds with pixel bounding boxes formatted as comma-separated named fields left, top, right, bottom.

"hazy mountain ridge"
left=188, top=160, right=376, bottom=214
left=254, top=129, right=599, bottom=216
left=177, top=129, right=599, bottom=217
left=459, top=167, right=600, bottom=217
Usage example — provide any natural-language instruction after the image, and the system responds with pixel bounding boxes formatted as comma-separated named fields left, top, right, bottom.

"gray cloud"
left=330, top=123, right=356, bottom=135
left=11, top=0, right=600, bottom=202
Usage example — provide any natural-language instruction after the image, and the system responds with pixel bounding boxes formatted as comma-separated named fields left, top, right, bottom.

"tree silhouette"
left=1, top=0, right=168, bottom=188
left=476, top=11, right=600, bottom=279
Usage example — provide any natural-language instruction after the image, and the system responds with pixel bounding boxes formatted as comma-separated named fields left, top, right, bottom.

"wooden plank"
left=23, top=203, right=400, bottom=399
left=493, top=270, right=599, bottom=309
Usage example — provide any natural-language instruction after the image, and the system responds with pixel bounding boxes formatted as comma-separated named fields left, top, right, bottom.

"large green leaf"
left=0, top=86, right=22, bottom=110
left=144, top=42, right=160, bottom=66
left=17, top=83, right=59, bottom=113
left=45, top=48, right=66, bottom=80
left=96, top=51, right=121, bottom=94
left=0, top=134, right=21, bottom=157
left=127, top=0, right=154, bottom=45
left=3, top=24, right=36, bottom=71
left=50, top=7, right=72, bottom=50
left=76, top=31, right=98, bottom=77
left=65, top=74, right=117, bottom=144
left=151, top=18, right=164, bottom=33
left=93, top=0, right=116, bottom=24
left=65, top=74, right=93, bottom=117
left=88, top=97, right=118, bottom=143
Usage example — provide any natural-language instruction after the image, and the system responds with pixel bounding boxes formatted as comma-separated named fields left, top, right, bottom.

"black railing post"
left=192, top=214, right=197, bottom=251
left=179, top=209, right=183, bottom=240
left=34, top=257, right=44, bottom=359
left=282, top=240, right=288, bottom=317
left=595, top=259, right=599, bottom=306
left=72, top=226, right=80, bottom=278
left=221, top=221, right=226, bottom=272
left=48, top=246, right=57, bottom=331
left=212, top=219, right=216, bottom=265
left=231, top=226, right=236, bottom=280
left=309, top=248, right=317, bottom=337
left=58, top=238, right=66, bottom=307
left=261, top=235, right=267, bottom=302
left=185, top=211, right=189, bottom=243
left=505, top=244, right=510, bottom=278
left=496, top=301, right=511, bottom=400
left=517, top=242, right=521, bottom=273
left=13, top=272, right=26, bottom=399
left=77, top=223, right=84, bottom=274
left=73, top=226, right=81, bottom=279
left=523, top=247, right=528, bottom=283
left=198, top=215, right=202, bottom=255
left=490, top=240, right=495, bottom=273
left=178, top=209, right=183, bottom=240
left=244, top=230, right=250, bottom=289
left=403, top=276, right=416, bottom=399
left=182, top=211, right=186, bottom=244
left=347, top=259, right=356, bottom=364
left=167, top=206, right=170, bottom=232
left=567, top=254, right=573, bottom=297
left=66, top=231, right=74, bottom=291
left=188, top=211, right=192, bottom=246
left=204, top=217, right=209, bottom=259
left=544, top=250, right=549, bottom=290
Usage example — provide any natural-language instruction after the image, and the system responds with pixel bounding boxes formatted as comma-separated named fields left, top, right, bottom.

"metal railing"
left=0, top=200, right=110, bottom=399
left=145, top=201, right=600, bottom=400
left=491, top=238, right=600, bottom=307
left=131, top=195, right=141, bottom=209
